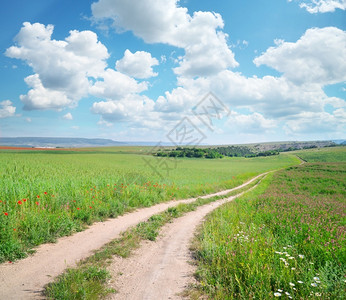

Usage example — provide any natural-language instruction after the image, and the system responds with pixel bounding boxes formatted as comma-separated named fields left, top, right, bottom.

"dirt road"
left=0, top=173, right=265, bottom=299
left=107, top=182, right=261, bottom=299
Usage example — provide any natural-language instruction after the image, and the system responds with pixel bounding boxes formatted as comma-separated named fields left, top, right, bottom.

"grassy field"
left=294, top=146, right=346, bottom=162
left=193, top=148, right=345, bottom=299
left=0, top=149, right=299, bottom=263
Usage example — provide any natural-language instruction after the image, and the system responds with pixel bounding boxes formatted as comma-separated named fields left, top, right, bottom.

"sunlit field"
left=0, top=149, right=299, bottom=262
left=294, top=146, right=346, bottom=163
left=193, top=148, right=345, bottom=299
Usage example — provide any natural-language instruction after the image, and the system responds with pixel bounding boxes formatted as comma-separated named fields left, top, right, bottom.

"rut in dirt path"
left=107, top=179, right=264, bottom=300
left=0, top=173, right=265, bottom=300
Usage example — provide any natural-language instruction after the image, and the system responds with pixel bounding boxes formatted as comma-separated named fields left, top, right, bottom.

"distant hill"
left=332, top=139, right=346, bottom=145
left=0, top=137, right=126, bottom=148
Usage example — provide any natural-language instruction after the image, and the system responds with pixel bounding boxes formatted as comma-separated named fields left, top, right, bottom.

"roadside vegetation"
left=192, top=148, right=345, bottom=299
left=0, top=150, right=298, bottom=262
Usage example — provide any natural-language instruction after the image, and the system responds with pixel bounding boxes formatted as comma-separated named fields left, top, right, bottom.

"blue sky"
left=0, top=0, right=345, bottom=144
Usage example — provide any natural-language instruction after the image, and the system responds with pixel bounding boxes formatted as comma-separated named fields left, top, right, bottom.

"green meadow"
left=0, top=149, right=298, bottom=262
left=193, top=147, right=345, bottom=299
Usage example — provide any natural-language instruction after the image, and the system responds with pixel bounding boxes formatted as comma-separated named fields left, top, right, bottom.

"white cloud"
left=6, top=22, right=109, bottom=110
left=91, top=94, right=157, bottom=124
left=98, top=118, right=113, bottom=127
left=20, top=74, right=73, bottom=111
left=89, top=68, right=148, bottom=100
left=226, top=111, right=277, bottom=134
left=115, top=49, right=159, bottom=79
left=285, top=109, right=346, bottom=134
left=92, top=0, right=238, bottom=77
left=297, top=0, right=346, bottom=13
left=0, top=100, right=16, bottom=118
left=63, top=112, right=73, bottom=120
left=254, top=27, right=346, bottom=85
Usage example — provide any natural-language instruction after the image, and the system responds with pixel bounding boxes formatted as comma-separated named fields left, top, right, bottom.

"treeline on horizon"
left=154, top=143, right=343, bottom=159
left=155, top=146, right=280, bottom=159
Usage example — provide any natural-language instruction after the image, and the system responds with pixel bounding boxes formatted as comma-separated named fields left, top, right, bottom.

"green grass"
left=44, top=175, right=265, bottom=299
left=0, top=150, right=298, bottom=263
left=192, top=161, right=346, bottom=299
left=294, top=146, right=346, bottom=162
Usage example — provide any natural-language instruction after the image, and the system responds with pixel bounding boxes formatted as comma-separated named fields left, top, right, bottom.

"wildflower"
left=298, top=254, right=304, bottom=259
left=278, top=289, right=283, bottom=292
left=313, top=277, right=320, bottom=281
left=89, top=206, right=92, bottom=209
left=289, top=282, right=295, bottom=287
left=288, top=257, right=295, bottom=260
left=35, top=201, right=39, bottom=205
left=18, top=200, right=22, bottom=205
left=4, top=212, right=8, bottom=216
left=23, top=198, right=27, bottom=202
left=291, top=267, right=296, bottom=270
left=309, top=262, right=314, bottom=264
left=311, top=283, right=317, bottom=287
left=285, top=292, right=290, bottom=296
left=283, top=247, right=287, bottom=249
left=315, top=293, right=321, bottom=297
left=77, top=208, right=80, bottom=210
left=298, top=281, right=303, bottom=284
left=37, top=195, right=40, bottom=198
left=293, top=288, right=297, bottom=291
left=44, top=192, right=47, bottom=195
left=274, top=292, right=282, bottom=297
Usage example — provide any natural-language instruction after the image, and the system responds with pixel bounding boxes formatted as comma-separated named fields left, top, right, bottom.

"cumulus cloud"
left=0, top=100, right=16, bottom=118
left=285, top=109, right=346, bottom=134
left=63, top=112, right=73, bottom=120
left=254, top=27, right=346, bottom=85
left=19, top=74, right=72, bottom=111
left=92, top=0, right=238, bottom=77
left=226, top=111, right=277, bottom=134
left=116, top=49, right=159, bottom=79
left=296, top=0, right=346, bottom=13
left=89, top=68, right=148, bottom=100
left=6, top=22, right=109, bottom=110
left=91, top=94, right=160, bottom=128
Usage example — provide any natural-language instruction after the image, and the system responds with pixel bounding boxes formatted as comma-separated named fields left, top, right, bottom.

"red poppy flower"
left=37, top=195, right=40, bottom=198
left=23, top=198, right=27, bottom=202
left=51, top=195, right=55, bottom=197
left=35, top=201, right=39, bottom=206
left=44, top=192, right=47, bottom=195
left=17, top=200, right=22, bottom=205
left=13, top=228, right=16, bottom=231
left=4, top=212, right=8, bottom=216
left=89, top=206, right=92, bottom=209
left=77, top=207, right=80, bottom=210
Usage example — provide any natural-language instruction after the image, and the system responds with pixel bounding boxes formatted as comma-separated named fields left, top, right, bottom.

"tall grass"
left=193, top=162, right=345, bottom=299
left=0, top=151, right=298, bottom=262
